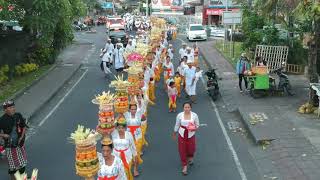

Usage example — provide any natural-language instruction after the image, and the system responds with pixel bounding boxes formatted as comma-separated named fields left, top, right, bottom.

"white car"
left=187, top=24, right=207, bottom=41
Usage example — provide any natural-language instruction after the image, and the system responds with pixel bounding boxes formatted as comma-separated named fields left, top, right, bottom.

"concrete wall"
left=0, top=31, right=33, bottom=78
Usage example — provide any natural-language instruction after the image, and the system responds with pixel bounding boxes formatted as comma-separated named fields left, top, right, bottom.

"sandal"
left=188, top=160, right=194, bottom=166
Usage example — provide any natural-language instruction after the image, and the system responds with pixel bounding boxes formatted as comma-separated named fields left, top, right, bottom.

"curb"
left=8, top=64, right=58, bottom=102
left=26, top=64, right=83, bottom=121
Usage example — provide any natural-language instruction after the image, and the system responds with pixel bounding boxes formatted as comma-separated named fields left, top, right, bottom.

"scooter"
left=205, top=68, right=220, bottom=101
left=271, top=67, right=294, bottom=96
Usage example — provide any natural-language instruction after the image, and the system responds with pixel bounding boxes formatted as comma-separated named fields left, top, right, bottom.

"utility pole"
left=146, top=0, right=149, bottom=17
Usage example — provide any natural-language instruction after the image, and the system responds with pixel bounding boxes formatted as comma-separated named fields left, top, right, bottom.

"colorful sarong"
left=168, top=95, right=177, bottom=109
left=6, top=146, right=27, bottom=171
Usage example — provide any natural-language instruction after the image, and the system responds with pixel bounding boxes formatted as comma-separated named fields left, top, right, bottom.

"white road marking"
left=176, top=36, right=248, bottom=180
left=38, top=68, right=88, bottom=127
left=199, top=58, right=248, bottom=180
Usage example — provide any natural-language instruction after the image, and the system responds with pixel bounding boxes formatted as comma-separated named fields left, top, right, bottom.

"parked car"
left=107, top=28, right=129, bottom=47
left=187, top=24, right=207, bottom=41
left=106, top=17, right=125, bottom=30
left=210, top=26, right=225, bottom=37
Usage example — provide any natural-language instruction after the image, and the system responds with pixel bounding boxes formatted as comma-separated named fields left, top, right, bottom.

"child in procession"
left=168, top=81, right=178, bottom=113
left=174, top=72, right=182, bottom=98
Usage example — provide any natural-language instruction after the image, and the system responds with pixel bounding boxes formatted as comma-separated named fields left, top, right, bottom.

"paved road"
left=0, top=26, right=261, bottom=179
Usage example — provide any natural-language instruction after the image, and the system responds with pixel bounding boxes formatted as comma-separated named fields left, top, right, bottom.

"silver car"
left=210, top=26, right=225, bottom=37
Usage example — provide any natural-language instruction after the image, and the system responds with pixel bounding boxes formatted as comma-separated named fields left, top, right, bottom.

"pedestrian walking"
left=189, top=67, right=203, bottom=104
left=179, top=43, right=187, bottom=59
left=114, top=43, right=125, bottom=74
left=100, top=48, right=113, bottom=76
left=168, top=44, right=174, bottom=61
left=183, top=61, right=196, bottom=102
left=185, top=47, right=195, bottom=64
left=191, top=44, right=199, bottom=67
left=174, top=72, right=182, bottom=98
left=0, top=100, right=28, bottom=180
left=172, top=102, right=200, bottom=175
left=163, top=56, right=174, bottom=90
left=168, top=81, right=178, bottom=112
left=98, top=137, right=127, bottom=180
left=236, top=53, right=250, bottom=92
left=124, top=103, right=143, bottom=177
left=111, top=118, right=137, bottom=180
left=125, top=40, right=135, bottom=54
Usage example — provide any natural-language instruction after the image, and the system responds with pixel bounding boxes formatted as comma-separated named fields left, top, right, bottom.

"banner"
left=151, top=0, right=184, bottom=14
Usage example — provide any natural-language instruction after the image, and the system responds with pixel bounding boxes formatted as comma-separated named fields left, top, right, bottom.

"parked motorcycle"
left=205, top=68, right=220, bottom=101
left=271, top=67, right=294, bottom=96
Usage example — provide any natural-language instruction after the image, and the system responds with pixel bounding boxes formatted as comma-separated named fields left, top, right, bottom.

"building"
left=202, top=0, right=240, bottom=25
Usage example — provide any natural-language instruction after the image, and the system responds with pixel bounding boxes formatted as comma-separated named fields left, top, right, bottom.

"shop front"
left=202, top=6, right=240, bottom=25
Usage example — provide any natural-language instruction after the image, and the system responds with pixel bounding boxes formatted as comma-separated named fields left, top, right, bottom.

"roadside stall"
left=245, top=66, right=271, bottom=98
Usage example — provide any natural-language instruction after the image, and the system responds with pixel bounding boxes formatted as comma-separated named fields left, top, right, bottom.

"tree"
left=293, top=0, right=320, bottom=104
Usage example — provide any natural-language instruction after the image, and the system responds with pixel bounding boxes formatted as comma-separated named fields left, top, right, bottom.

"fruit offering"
left=70, top=125, right=100, bottom=178
left=92, top=91, right=115, bottom=106
left=96, top=104, right=115, bottom=136
left=109, top=74, right=131, bottom=89
left=128, top=74, right=140, bottom=95
left=114, top=89, right=129, bottom=113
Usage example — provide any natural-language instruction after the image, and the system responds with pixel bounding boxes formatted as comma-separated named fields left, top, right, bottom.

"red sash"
left=98, top=175, right=118, bottom=180
left=127, top=125, right=140, bottom=139
left=115, top=148, right=129, bottom=170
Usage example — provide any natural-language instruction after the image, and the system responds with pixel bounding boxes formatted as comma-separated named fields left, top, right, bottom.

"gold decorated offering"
left=70, top=125, right=101, bottom=178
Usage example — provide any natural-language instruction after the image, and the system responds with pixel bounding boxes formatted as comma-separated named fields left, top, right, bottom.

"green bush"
left=27, top=47, right=54, bottom=65
left=0, top=65, right=9, bottom=85
left=288, top=39, right=308, bottom=65
left=14, top=63, right=39, bottom=76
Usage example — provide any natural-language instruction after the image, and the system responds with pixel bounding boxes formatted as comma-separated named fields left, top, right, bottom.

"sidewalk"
left=0, top=42, right=95, bottom=121
left=199, top=41, right=320, bottom=180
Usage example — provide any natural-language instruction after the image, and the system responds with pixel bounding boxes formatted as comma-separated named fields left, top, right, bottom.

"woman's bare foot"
left=182, top=166, right=188, bottom=175
left=134, top=169, right=140, bottom=177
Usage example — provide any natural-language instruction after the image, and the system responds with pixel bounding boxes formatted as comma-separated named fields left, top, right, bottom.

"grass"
left=0, top=65, right=53, bottom=103
left=214, top=40, right=243, bottom=68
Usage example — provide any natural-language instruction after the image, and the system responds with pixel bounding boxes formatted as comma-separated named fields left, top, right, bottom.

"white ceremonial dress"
left=111, top=131, right=137, bottom=165
left=190, top=70, right=203, bottom=95
left=174, top=112, right=200, bottom=138
left=124, top=110, right=143, bottom=140
left=184, top=67, right=196, bottom=96
left=114, top=48, right=125, bottom=70
left=97, top=154, right=127, bottom=180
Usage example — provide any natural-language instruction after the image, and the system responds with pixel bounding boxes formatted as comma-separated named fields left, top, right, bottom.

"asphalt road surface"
left=0, top=26, right=261, bottom=180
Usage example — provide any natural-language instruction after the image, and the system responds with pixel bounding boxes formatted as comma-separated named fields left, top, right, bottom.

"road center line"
left=38, top=68, right=88, bottom=127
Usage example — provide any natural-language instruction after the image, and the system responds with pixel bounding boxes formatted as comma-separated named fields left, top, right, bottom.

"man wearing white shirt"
left=104, top=39, right=114, bottom=56
left=114, top=43, right=125, bottom=73
left=179, top=43, right=187, bottom=60
left=183, top=61, right=196, bottom=103
left=125, top=40, right=135, bottom=54
left=168, top=44, right=174, bottom=61
left=186, top=47, right=195, bottom=64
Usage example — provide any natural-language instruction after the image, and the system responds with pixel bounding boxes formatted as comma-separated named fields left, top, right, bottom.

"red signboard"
left=206, top=8, right=239, bottom=15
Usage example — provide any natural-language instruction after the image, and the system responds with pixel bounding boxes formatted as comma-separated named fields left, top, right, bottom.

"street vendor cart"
left=246, top=66, right=275, bottom=98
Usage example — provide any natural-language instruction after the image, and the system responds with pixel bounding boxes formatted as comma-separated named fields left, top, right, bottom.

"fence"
left=286, top=64, right=304, bottom=74
left=255, top=45, right=289, bottom=72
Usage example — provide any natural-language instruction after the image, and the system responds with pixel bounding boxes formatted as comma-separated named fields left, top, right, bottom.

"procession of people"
left=83, top=16, right=203, bottom=179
